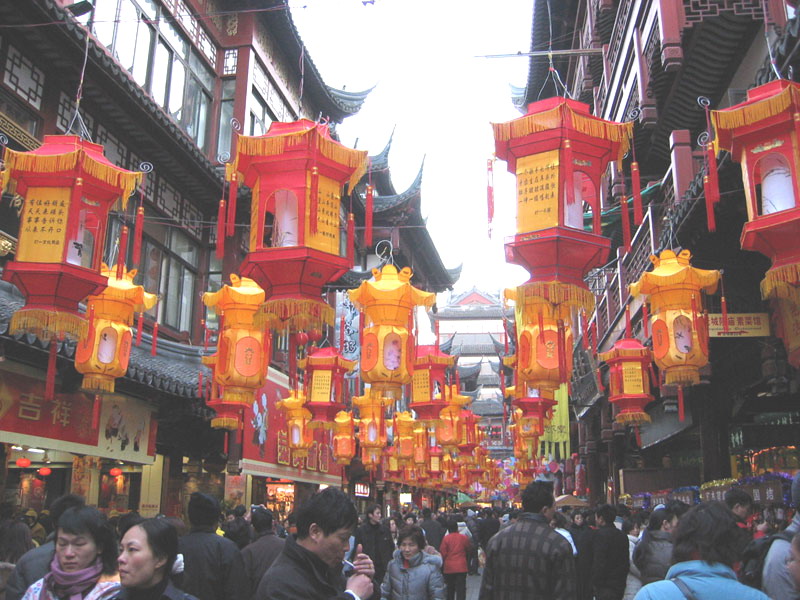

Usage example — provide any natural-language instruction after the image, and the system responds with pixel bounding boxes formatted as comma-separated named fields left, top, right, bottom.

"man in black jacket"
left=419, top=507, right=445, bottom=551
left=178, top=492, right=246, bottom=600
left=350, top=503, right=394, bottom=599
left=591, top=504, right=630, bottom=600
left=261, top=487, right=374, bottom=600
left=244, top=507, right=284, bottom=600
left=6, top=494, right=85, bottom=600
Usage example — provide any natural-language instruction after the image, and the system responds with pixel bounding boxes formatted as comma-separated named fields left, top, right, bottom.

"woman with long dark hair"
left=0, top=521, right=35, bottom=600
left=113, top=518, right=197, bottom=600
left=20, top=506, right=119, bottom=600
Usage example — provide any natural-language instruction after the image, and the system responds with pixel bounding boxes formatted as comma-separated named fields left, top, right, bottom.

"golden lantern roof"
left=629, top=249, right=720, bottom=312
left=89, top=265, right=157, bottom=325
left=348, top=264, right=436, bottom=326
left=203, top=275, right=265, bottom=328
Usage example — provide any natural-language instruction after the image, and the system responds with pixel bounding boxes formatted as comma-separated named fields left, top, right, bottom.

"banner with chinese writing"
left=516, top=150, right=559, bottom=233
left=0, top=367, right=155, bottom=463
left=708, top=313, right=770, bottom=337
left=241, top=369, right=343, bottom=486
left=542, top=384, right=570, bottom=459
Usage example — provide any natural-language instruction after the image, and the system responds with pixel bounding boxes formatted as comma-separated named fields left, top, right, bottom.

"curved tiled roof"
left=373, top=161, right=424, bottom=215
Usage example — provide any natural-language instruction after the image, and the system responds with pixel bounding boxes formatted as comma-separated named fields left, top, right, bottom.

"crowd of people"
left=1, top=478, right=800, bottom=600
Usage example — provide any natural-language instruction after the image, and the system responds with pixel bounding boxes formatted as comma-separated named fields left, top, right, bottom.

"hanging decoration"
left=75, top=264, right=157, bottom=393
left=710, top=80, right=800, bottom=366
left=629, top=249, right=720, bottom=420
left=411, top=344, right=455, bottom=424
left=331, top=410, right=356, bottom=465
left=493, top=97, right=631, bottom=456
left=299, top=347, right=356, bottom=426
left=202, top=275, right=270, bottom=430
left=227, top=119, right=367, bottom=334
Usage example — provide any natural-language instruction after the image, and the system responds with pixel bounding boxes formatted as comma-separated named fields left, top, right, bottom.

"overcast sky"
left=292, top=0, right=534, bottom=298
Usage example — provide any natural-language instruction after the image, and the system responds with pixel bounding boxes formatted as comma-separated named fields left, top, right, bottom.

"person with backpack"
left=633, top=502, right=770, bottom=600
left=762, top=474, right=800, bottom=599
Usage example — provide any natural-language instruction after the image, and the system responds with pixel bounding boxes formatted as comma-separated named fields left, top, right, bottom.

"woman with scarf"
left=21, top=506, right=119, bottom=600
left=113, top=518, right=196, bottom=600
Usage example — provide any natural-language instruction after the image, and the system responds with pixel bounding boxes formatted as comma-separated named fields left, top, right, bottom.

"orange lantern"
left=710, top=80, right=800, bottom=366
left=411, top=345, right=454, bottom=423
left=428, top=444, right=444, bottom=479
left=352, top=388, right=390, bottom=468
left=15, top=458, right=31, bottom=468
left=202, top=275, right=270, bottom=430
left=435, top=387, right=471, bottom=452
left=300, top=347, right=356, bottom=427
left=413, top=424, right=429, bottom=466
left=276, top=391, right=314, bottom=459
left=75, top=265, right=157, bottom=394
left=383, top=447, right=402, bottom=480
left=393, top=411, right=417, bottom=465
left=109, top=467, right=123, bottom=477
left=37, top=467, right=52, bottom=477
left=630, top=249, right=720, bottom=420
left=332, top=410, right=356, bottom=465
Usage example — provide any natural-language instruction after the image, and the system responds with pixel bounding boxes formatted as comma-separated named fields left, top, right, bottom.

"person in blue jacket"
left=634, top=501, right=770, bottom=600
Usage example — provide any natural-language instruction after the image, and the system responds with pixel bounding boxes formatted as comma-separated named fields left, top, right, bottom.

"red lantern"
left=300, top=346, right=356, bottom=426
left=711, top=80, right=800, bottom=366
left=599, top=338, right=654, bottom=426
left=15, top=458, right=31, bottom=468
left=109, top=467, right=123, bottom=477
left=37, top=467, right=52, bottom=476
left=411, top=345, right=454, bottom=423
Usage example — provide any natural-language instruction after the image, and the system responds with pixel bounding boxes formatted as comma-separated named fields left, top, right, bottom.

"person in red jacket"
left=439, top=519, right=472, bottom=600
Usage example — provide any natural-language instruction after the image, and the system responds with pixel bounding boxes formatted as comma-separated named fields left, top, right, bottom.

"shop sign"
left=354, top=482, right=370, bottom=497
left=737, top=481, right=784, bottom=505
left=708, top=313, right=770, bottom=338
left=0, top=368, right=155, bottom=463
left=701, top=485, right=732, bottom=503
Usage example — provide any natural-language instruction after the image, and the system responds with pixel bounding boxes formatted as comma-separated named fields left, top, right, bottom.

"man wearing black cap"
left=244, top=506, right=284, bottom=600
left=178, top=492, right=246, bottom=600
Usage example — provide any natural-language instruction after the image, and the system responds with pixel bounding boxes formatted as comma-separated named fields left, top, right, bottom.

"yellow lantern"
left=332, top=410, right=356, bottom=465
left=393, top=411, right=417, bottom=465
left=202, top=275, right=270, bottom=430
left=348, top=264, right=436, bottom=397
left=353, top=387, right=390, bottom=468
left=435, top=386, right=471, bottom=452
left=411, top=345, right=455, bottom=424
left=413, top=424, right=429, bottom=466
left=383, top=447, right=402, bottom=480
left=75, top=265, right=156, bottom=393
left=276, top=391, right=314, bottom=459
left=630, top=249, right=720, bottom=420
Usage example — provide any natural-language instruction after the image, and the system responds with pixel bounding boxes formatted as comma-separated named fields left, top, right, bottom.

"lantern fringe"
left=254, top=298, right=335, bottom=330
left=513, top=281, right=595, bottom=317
left=210, top=417, right=240, bottom=431
left=3, top=150, right=141, bottom=206
left=761, top=263, right=800, bottom=300
left=81, top=374, right=115, bottom=394
left=615, top=411, right=651, bottom=425
left=630, top=270, right=720, bottom=299
left=664, top=368, right=700, bottom=387
left=598, top=347, right=650, bottom=361
left=492, top=103, right=633, bottom=161
left=712, top=84, right=800, bottom=150
left=10, top=309, right=86, bottom=342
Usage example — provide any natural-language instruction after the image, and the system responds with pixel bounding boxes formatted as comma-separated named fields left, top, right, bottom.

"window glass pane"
left=93, top=0, right=118, bottom=49
left=221, top=78, right=236, bottom=100
left=151, top=41, right=170, bottom=107
left=195, top=92, right=209, bottom=150
left=140, top=241, right=162, bottom=318
left=139, top=0, right=158, bottom=21
left=169, top=229, right=198, bottom=267
left=189, top=52, right=214, bottom=91
left=143, top=207, right=168, bottom=245
left=163, top=257, right=180, bottom=328
left=115, top=0, right=138, bottom=70
left=179, top=267, right=195, bottom=332
left=169, top=57, right=185, bottom=120
left=132, top=22, right=153, bottom=87
left=217, top=99, right=233, bottom=159
left=159, top=19, right=187, bottom=58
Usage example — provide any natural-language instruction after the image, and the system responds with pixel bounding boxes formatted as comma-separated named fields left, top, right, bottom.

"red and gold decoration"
left=493, top=97, right=631, bottom=457
left=629, top=249, right=720, bottom=420
left=299, top=347, right=356, bottom=426
left=435, top=386, right=472, bottom=454
left=710, top=80, right=800, bottom=366
left=228, top=119, right=367, bottom=333
left=276, top=391, right=314, bottom=460
left=331, top=410, right=356, bottom=465
left=202, top=275, right=270, bottom=430
left=75, top=265, right=157, bottom=394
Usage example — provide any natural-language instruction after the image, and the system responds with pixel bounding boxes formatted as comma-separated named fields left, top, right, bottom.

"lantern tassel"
left=135, top=312, right=144, bottom=346
left=310, top=166, right=319, bottom=235
left=132, top=203, right=144, bottom=268
left=581, top=310, right=589, bottom=350
left=704, top=175, right=718, bottom=233
left=226, top=175, right=238, bottom=237
left=346, top=213, right=355, bottom=264
left=487, top=158, right=495, bottom=238
left=557, top=319, right=567, bottom=383
left=365, top=184, right=374, bottom=249
left=631, top=161, right=644, bottom=225
left=590, top=321, right=598, bottom=354
left=151, top=321, right=159, bottom=356
left=45, top=338, right=58, bottom=402
left=216, top=199, right=226, bottom=260
left=642, top=303, right=650, bottom=337
left=116, top=226, right=128, bottom=280
left=624, top=305, right=632, bottom=338
left=620, top=196, right=632, bottom=253
left=92, top=395, right=102, bottom=430
left=596, top=368, right=605, bottom=393
left=678, top=386, right=685, bottom=422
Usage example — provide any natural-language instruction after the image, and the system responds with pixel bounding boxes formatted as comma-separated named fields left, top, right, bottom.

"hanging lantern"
left=710, top=80, right=800, bottom=366
left=383, top=447, right=402, bottom=480
left=109, top=467, right=123, bottom=477
left=427, top=443, right=444, bottom=479
left=436, top=387, right=472, bottom=453
left=599, top=312, right=654, bottom=426
left=228, top=120, right=367, bottom=333
left=413, top=423, right=429, bottom=466
left=630, top=249, right=720, bottom=420
left=202, top=275, right=270, bottom=430
left=411, top=345, right=455, bottom=423
left=352, top=388, right=390, bottom=468
left=75, top=265, right=157, bottom=393
left=37, top=467, right=52, bottom=476
left=331, top=410, right=356, bottom=465
left=393, top=411, right=417, bottom=465
left=299, top=347, right=356, bottom=427
left=276, top=391, right=314, bottom=459
left=15, top=457, right=31, bottom=468
left=1, top=136, right=143, bottom=342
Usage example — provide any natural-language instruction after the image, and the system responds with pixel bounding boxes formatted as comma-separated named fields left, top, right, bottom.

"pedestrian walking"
left=763, top=473, right=800, bottom=600
left=114, top=518, right=198, bottom=600
left=20, top=506, right=120, bottom=600
left=591, top=504, right=629, bottom=600
left=633, top=502, right=770, bottom=600
left=633, top=508, right=676, bottom=585
left=622, top=517, right=643, bottom=600
left=243, top=507, right=284, bottom=600
left=439, top=520, right=470, bottom=600
left=177, top=493, right=245, bottom=600
left=380, top=525, right=444, bottom=600
left=479, top=480, right=576, bottom=600
left=351, top=504, right=395, bottom=600
left=419, top=509, right=445, bottom=552
left=260, top=487, right=374, bottom=600
left=0, top=521, right=35, bottom=600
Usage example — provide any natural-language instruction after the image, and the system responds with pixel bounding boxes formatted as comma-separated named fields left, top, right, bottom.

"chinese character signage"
left=16, top=187, right=68, bottom=263
left=516, top=149, right=559, bottom=233
left=708, top=313, right=770, bottom=338
left=306, top=175, right=341, bottom=255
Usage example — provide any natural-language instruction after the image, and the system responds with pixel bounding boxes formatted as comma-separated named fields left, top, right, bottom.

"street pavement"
left=466, top=573, right=481, bottom=600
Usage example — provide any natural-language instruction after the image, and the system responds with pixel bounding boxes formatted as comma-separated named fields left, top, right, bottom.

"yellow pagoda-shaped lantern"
left=630, top=249, right=720, bottom=420
left=393, top=411, right=417, bottom=465
left=332, top=410, right=356, bottom=465
left=276, top=391, right=314, bottom=459
left=299, top=347, right=356, bottom=427
left=202, top=275, right=270, bottom=430
left=436, top=385, right=472, bottom=453
left=75, top=265, right=157, bottom=393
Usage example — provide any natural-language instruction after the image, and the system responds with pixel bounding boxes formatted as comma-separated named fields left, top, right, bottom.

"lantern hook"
left=697, top=131, right=710, bottom=147
left=696, top=96, right=711, bottom=109
left=375, top=240, right=395, bottom=266
left=230, top=117, right=242, bottom=133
